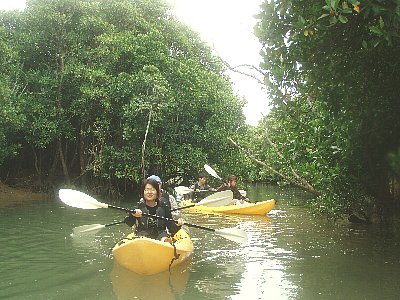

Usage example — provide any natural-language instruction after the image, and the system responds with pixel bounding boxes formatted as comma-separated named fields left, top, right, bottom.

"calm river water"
left=1, top=183, right=399, bottom=299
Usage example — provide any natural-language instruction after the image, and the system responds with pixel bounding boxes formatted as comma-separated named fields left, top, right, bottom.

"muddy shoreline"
left=0, top=182, right=49, bottom=207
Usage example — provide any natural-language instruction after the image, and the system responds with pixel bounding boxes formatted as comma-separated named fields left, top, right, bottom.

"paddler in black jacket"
left=190, top=172, right=216, bottom=202
left=125, top=178, right=184, bottom=243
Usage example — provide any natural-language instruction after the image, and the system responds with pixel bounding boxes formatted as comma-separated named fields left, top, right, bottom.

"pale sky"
left=0, top=0, right=25, bottom=11
left=167, top=0, right=269, bottom=125
left=0, top=0, right=269, bottom=125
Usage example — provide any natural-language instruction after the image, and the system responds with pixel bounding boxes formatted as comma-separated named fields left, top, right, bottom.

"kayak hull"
left=112, top=228, right=193, bottom=275
left=179, top=199, right=276, bottom=216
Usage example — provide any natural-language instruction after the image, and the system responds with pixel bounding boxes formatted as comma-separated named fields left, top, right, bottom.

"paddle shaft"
left=107, top=203, right=181, bottom=223
left=107, top=204, right=185, bottom=219
left=107, top=204, right=215, bottom=232
left=184, top=222, right=216, bottom=232
left=105, top=220, right=126, bottom=227
left=171, top=204, right=196, bottom=212
left=108, top=204, right=131, bottom=212
left=139, top=212, right=215, bottom=232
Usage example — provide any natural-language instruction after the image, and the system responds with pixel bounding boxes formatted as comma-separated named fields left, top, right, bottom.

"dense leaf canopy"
left=254, top=0, right=400, bottom=219
left=0, top=0, right=250, bottom=195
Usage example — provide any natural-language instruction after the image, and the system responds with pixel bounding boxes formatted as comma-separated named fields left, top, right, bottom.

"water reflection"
left=223, top=214, right=297, bottom=299
left=2, top=185, right=400, bottom=299
left=178, top=211, right=299, bottom=299
left=179, top=212, right=246, bottom=298
left=111, top=259, right=191, bottom=300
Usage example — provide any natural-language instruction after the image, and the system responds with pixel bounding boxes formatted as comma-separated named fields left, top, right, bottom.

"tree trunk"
left=79, top=123, right=87, bottom=187
left=141, top=108, right=152, bottom=178
left=58, top=138, right=71, bottom=185
left=56, top=55, right=70, bottom=185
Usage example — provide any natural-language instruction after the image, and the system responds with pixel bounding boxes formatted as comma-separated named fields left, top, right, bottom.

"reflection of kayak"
left=112, top=228, right=193, bottom=275
left=179, top=199, right=276, bottom=216
left=111, top=258, right=191, bottom=300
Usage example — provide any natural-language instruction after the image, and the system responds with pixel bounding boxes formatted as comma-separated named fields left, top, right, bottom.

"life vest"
left=136, top=200, right=168, bottom=233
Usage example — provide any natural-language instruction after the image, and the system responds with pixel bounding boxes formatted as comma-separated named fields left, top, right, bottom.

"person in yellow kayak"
left=217, top=175, right=250, bottom=204
left=124, top=178, right=185, bottom=243
left=190, top=172, right=216, bottom=202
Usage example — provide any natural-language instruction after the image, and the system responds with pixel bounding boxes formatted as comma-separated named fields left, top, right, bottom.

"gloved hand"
left=124, top=215, right=135, bottom=227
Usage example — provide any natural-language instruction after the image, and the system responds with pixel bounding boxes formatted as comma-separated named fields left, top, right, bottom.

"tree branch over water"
left=228, top=137, right=320, bottom=196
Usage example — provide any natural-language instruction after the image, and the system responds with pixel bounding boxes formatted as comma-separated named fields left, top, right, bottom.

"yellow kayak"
left=179, top=199, right=276, bottom=216
left=112, top=228, right=193, bottom=275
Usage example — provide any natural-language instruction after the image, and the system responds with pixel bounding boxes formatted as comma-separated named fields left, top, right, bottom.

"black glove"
left=124, top=214, right=135, bottom=227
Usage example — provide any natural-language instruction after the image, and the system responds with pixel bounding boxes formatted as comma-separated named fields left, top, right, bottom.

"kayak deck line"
left=178, top=199, right=276, bottom=216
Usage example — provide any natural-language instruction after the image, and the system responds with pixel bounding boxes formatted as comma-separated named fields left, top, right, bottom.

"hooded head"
left=147, top=175, right=162, bottom=185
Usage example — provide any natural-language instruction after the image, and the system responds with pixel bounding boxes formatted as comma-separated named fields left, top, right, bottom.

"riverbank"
left=0, top=182, right=48, bottom=207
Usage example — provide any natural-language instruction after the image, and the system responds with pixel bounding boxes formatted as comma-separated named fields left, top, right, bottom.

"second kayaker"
left=190, top=172, right=216, bottom=202
left=217, top=175, right=250, bottom=204
left=124, top=177, right=185, bottom=243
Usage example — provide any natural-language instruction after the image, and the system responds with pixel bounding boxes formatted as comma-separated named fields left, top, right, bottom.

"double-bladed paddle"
left=73, top=190, right=234, bottom=233
left=59, top=189, right=247, bottom=244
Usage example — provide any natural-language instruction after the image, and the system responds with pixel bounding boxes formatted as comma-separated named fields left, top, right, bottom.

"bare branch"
left=211, top=45, right=266, bottom=86
left=221, top=59, right=266, bottom=86
left=228, top=137, right=320, bottom=196
left=141, top=107, right=152, bottom=178
left=264, top=129, right=318, bottom=193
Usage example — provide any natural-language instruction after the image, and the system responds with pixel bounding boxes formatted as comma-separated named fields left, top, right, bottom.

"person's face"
left=199, top=177, right=206, bottom=185
left=143, top=183, right=158, bottom=201
left=229, top=180, right=237, bottom=188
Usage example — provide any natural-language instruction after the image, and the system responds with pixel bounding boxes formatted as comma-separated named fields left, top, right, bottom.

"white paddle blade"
left=198, top=190, right=233, bottom=207
left=174, top=186, right=192, bottom=195
left=72, top=224, right=106, bottom=235
left=59, top=189, right=108, bottom=209
left=215, top=227, right=248, bottom=244
left=204, top=164, right=222, bottom=180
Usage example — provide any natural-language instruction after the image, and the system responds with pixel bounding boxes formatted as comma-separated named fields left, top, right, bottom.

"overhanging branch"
left=228, top=137, right=320, bottom=196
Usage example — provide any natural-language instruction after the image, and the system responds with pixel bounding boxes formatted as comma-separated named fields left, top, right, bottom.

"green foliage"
left=0, top=0, right=248, bottom=194
left=0, top=22, right=26, bottom=164
left=255, top=0, right=400, bottom=217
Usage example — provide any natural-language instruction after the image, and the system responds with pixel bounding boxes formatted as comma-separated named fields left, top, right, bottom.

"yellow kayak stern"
left=112, top=228, right=193, bottom=275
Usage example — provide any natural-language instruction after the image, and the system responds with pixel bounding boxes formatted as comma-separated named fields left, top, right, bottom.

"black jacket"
left=125, top=199, right=181, bottom=239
